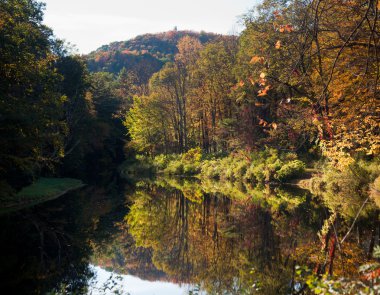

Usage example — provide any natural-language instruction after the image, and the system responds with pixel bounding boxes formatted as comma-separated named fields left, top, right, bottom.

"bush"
left=265, top=159, right=284, bottom=182
left=201, top=160, right=221, bottom=179
left=127, top=148, right=309, bottom=183
left=244, top=164, right=256, bottom=182
left=153, top=154, right=171, bottom=171
left=275, top=160, right=306, bottom=182
left=232, top=160, right=249, bottom=180
left=164, top=160, right=184, bottom=175
left=181, top=147, right=202, bottom=162
left=252, top=163, right=266, bottom=183
left=219, top=157, right=234, bottom=180
left=183, top=162, right=201, bottom=175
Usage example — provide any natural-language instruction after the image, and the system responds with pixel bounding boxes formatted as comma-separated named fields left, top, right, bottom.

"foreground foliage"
left=296, top=245, right=380, bottom=294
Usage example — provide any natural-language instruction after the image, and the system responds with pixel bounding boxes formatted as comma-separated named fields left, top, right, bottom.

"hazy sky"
left=42, top=0, right=257, bottom=53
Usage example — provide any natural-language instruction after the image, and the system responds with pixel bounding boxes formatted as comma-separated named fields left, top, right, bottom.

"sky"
left=42, top=0, right=257, bottom=54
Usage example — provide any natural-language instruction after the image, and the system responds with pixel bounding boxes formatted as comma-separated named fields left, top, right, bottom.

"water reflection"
left=122, top=179, right=323, bottom=294
left=0, top=185, right=128, bottom=294
left=0, top=177, right=377, bottom=294
left=121, top=177, right=378, bottom=294
left=89, top=266, right=197, bottom=295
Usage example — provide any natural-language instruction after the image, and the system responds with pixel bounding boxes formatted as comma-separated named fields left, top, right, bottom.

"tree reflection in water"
left=0, top=177, right=378, bottom=294
left=123, top=177, right=379, bottom=294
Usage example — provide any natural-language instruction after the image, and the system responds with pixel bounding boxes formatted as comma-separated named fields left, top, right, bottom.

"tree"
left=192, top=39, right=237, bottom=152
left=239, top=0, right=380, bottom=160
left=0, top=0, right=66, bottom=192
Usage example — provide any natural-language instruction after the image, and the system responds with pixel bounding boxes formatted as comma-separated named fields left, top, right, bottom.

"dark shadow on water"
left=0, top=181, right=129, bottom=294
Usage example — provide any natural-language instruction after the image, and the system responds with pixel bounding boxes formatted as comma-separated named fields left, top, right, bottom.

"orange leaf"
left=258, top=86, right=270, bottom=97
left=275, top=40, right=281, bottom=49
left=250, top=56, right=264, bottom=64
left=258, top=118, right=268, bottom=126
left=272, top=122, right=278, bottom=130
left=273, top=10, right=282, bottom=20
left=363, top=268, right=380, bottom=281
left=285, top=24, right=293, bottom=32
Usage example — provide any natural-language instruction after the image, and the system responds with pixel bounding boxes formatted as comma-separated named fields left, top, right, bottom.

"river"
left=0, top=176, right=376, bottom=294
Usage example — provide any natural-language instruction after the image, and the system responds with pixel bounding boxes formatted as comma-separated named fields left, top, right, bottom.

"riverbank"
left=121, top=148, right=309, bottom=185
left=121, top=149, right=380, bottom=215
left=0, top=178, right=85, bottom=214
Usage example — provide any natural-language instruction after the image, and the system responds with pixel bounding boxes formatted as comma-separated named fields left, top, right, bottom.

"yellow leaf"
left=275, top=40, right=281, bottom=49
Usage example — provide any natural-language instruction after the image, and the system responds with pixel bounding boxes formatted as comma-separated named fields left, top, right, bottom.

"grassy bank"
left=1, top=178, right=85, bottom=212
left=121, top=148, right=308, bottom=185
left=121, top=149, right=380, bottom=213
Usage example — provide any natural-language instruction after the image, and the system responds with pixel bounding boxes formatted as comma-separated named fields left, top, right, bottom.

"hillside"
left=86, top=30, right=222, bottom=82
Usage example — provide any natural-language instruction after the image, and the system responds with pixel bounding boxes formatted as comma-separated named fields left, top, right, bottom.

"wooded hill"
left=86, top=30, right=222, bottom=78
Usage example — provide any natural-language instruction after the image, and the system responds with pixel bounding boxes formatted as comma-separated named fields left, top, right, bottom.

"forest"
left=0, top=0, right=380, bottom=294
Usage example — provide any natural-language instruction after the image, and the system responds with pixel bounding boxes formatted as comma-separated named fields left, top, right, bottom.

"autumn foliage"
left=125, top=0, right=379, bottom=168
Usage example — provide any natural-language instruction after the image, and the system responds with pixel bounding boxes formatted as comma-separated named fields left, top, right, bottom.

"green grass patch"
left=16, top=178, right=84, bottom=201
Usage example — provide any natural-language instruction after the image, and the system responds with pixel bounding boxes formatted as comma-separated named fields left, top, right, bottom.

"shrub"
left=164, top=160, right=184, bottom=175
left=232, top=160, right=249, bottom=180
left=183, top=162, right=201, bottom=175
left=201, top=160, right=220, bottom=179
left=220, top=157, right=234, bottom=180
left=128, top=148, right=310, bottom=184
left=252, top=163, right=266, bottom=183
left=275, top=160, right=306, bottom=182
left=244, top=164, right=256, bottom=182
left=265, top=159, right=284, bottom=182
left=153, top=154, right=170, bottom=171
left=181, top=147, right=202, bottom=162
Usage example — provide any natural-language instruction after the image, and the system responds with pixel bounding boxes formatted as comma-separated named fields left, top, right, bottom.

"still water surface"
left=89, top=266, right=195, bottom=295
left=0, top=177, right=375, bottom=294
